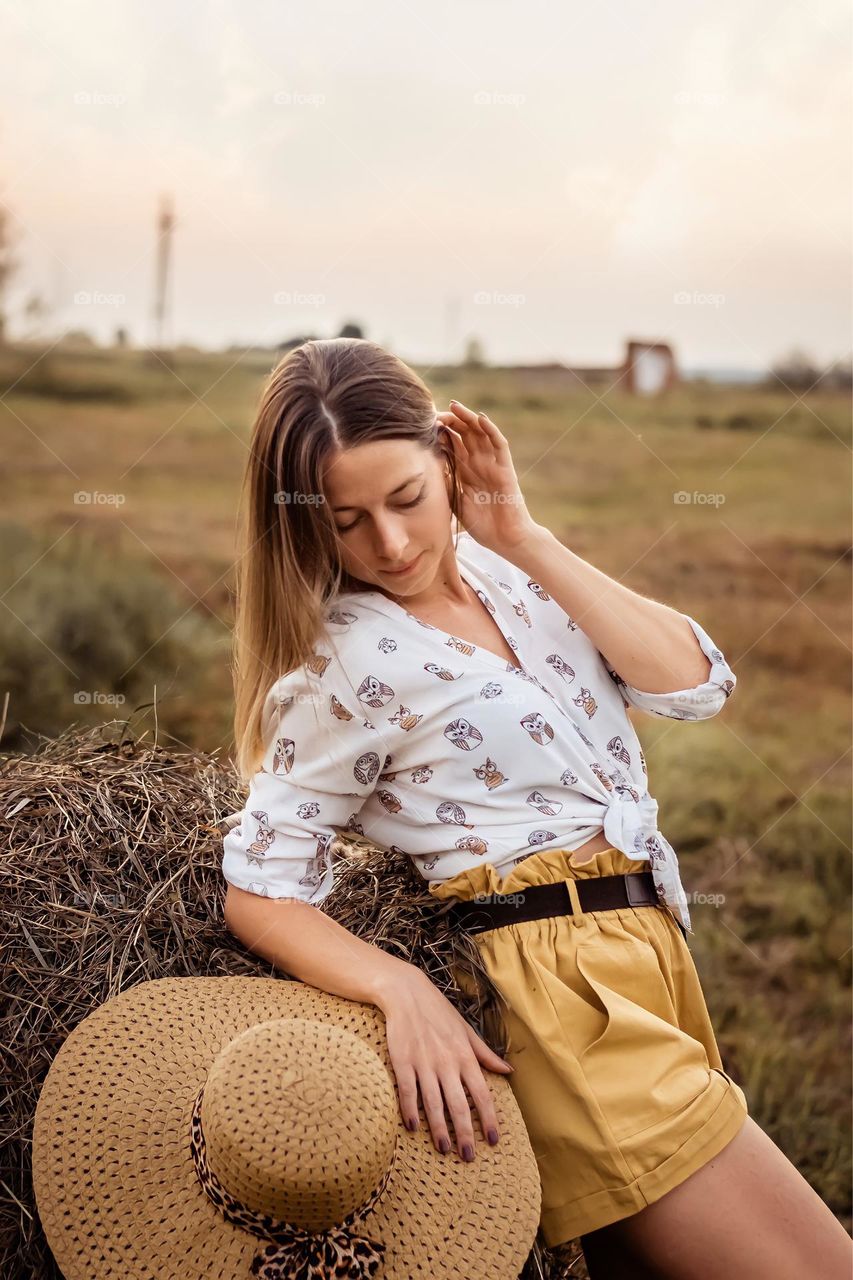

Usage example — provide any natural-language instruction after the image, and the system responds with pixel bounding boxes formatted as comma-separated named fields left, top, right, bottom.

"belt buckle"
left=623, top=871, right=649, bottom=907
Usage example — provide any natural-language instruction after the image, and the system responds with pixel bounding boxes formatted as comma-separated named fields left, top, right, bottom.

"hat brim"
left=33, top=976, right=541, bottom=1278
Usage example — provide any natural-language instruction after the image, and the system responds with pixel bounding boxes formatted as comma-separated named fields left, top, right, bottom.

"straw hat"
left=32, top=975, right=541, bottom=1278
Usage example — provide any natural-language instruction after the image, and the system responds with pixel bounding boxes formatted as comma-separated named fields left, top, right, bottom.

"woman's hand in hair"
left=436, top=400, right=540, bottom=555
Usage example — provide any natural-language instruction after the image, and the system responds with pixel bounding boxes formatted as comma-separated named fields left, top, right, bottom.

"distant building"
left=621, top=340, right=678, bottom=394
left=509, top=339, right=679, bottom=395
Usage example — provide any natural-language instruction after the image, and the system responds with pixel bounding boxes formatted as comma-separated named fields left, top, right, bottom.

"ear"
left=438, top=426, right=458, bottom=464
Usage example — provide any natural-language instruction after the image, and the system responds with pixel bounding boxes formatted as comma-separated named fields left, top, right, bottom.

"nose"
left=371, top=513, right=411, bottom=564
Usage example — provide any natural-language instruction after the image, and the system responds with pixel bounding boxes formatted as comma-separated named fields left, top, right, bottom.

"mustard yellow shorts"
left=428, top=846, right=749, bottom=1247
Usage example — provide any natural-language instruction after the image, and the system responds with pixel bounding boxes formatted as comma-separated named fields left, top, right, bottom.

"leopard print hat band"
left=190, top=1083, right=396, bottom=1280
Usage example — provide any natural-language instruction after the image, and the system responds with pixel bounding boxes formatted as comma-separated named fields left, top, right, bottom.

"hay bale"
left=0, top=722, right=586, bottom=1280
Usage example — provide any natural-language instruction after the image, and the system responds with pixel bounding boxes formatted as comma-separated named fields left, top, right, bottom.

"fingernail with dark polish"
left=487, top=1128, right=500, bottom=1145
left=462, top=1143, right=475, bottom=1162
left=439, top=1137, right=451, bottom=1154
left=405, top=1117, right=418, bottom=1131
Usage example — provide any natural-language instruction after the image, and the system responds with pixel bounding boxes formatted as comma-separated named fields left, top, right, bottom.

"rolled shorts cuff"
left=540, top=1067, right=749, bottom=1246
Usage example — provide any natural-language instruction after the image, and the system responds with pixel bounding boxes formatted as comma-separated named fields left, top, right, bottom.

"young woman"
left=222, top=338, right=852, bottom=1278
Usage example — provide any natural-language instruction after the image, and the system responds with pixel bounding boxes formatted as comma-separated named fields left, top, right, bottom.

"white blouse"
left=222, top=527, right=737, bottom=934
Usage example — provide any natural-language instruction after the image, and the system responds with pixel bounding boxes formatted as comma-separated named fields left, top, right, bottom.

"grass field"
left=1, top=341, right=851, bottom=1228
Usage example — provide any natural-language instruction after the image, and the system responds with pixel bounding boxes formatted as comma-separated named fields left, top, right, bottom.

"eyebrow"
left=331, top=471, right=424, bottom=513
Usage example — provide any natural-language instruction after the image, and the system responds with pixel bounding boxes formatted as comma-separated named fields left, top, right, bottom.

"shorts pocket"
left=574, top=932, right=674, bottom=1066
left=573, top=929, right=710, bottom=1141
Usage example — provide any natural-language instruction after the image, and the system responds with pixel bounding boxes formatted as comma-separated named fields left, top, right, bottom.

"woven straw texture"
left=32, top=975, right=542, bottom=1279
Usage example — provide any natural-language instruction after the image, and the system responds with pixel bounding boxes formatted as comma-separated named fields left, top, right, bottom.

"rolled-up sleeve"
left=222, top=657, right=386, bottom=904
left=603, top=615, right=737, bottom=721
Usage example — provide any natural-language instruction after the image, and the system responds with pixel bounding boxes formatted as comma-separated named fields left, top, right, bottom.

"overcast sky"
left=1, top=0, right=850, bottom=369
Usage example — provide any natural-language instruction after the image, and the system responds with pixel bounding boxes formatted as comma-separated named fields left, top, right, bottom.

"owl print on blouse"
left=439, top=804, right=483, bottom=856
left=353, top=751, right=382, bottom=787
left=473, top=757, right=508, bottom=790
left=455, top=833, right=489, bottom=855
left=298, top=831, right=335, bottom=893
left=590, top=762, right=615, bottom=792
left=436, top=801, right=475, bottom=829
left=444, top=717, right=484, bottom=751
left=357, top=673, right=395, bottom=711
left=607, top=735, right=632, bottom=767
left=545, top=653, right=577, bottom=684
left=573, top=687, right=598, bottom=719
left=525, top=829, right=558, bottom=851
left=330, top=693, right=354, bottom=721
left=376, top=789, right=403, bottom=815
left=245, top=810, right=276, bottom=867
left=305, top=652, right=332, bottom=677
left=272, top=735, right=295, bottom=776
left=520, top=710, right=554, bottom=746
left=641, top=832, right=670, bottom=874
left=424, top=662, right=460, bottom=682
left=473, top=587, right=497, bottom=618
left=525, top=578, right=551, bottom=602
left=389, top=705, right=424, bottom=731
left=325, top=606, right=359, bottom=627
left=526, top=790, right=564, bottom=817
left=508, top=597, right=532, bottom=629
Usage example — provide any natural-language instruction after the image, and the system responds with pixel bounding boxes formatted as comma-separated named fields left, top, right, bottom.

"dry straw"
left=1, top=721, right=588, bottom=1279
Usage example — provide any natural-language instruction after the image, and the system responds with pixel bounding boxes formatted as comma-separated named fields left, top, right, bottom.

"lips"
left=383, top=553, right=421, bottom=574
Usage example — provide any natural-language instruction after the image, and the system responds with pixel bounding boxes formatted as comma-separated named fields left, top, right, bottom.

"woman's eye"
left=336, top=489, right=425, bottom=534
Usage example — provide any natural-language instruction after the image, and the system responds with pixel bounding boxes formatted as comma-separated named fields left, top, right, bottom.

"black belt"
left=445, top=870, right=669, bottom=935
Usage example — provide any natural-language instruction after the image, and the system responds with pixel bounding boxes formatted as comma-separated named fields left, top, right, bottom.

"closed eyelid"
left=335, top=486, right=425, bottom=531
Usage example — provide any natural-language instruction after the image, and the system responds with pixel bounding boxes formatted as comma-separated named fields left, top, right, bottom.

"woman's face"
left=321, top=438, right=452, bottom=594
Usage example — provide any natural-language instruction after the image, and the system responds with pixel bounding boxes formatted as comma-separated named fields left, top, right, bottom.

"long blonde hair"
left=231, top=338, right=462, bottom=780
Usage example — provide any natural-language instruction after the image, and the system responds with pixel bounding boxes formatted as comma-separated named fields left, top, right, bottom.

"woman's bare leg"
left=580, top=1115, right=852, bottom=1280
